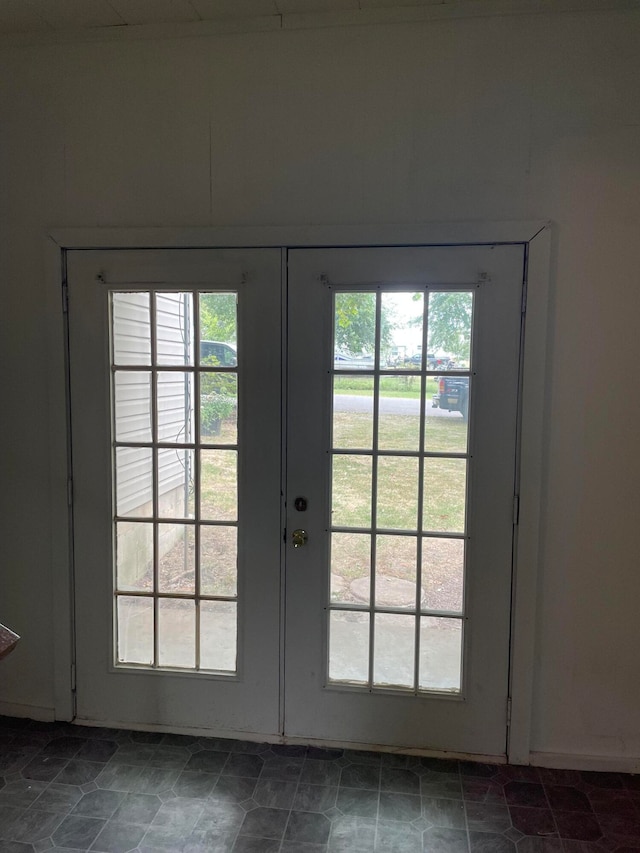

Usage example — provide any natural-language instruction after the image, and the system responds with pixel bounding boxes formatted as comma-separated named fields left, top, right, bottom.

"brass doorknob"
left=292, top=529, right=308, bottom=548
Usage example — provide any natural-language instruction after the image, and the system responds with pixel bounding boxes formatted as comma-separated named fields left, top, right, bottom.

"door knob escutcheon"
left=292, top=529, right=308, bottom=548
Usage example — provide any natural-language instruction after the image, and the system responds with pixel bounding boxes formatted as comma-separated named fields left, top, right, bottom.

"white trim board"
left=48, top=221, right=551, bottom=764
left=531, top=752, right=640, bottom=774
left=2, top=1, right=638, bottom=49
left=0, top=701, right=56, bottom=722
left=50, top=222, right=548, bottom=251
left=507, top=225, right=552, bottom=765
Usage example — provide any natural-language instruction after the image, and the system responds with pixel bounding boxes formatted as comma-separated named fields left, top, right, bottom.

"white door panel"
left=284, top=246, right=523, bottom=755
left=68, top=249, right=283, bottom=735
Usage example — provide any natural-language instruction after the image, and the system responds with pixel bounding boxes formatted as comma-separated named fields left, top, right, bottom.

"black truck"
left=432, top=375, right=470, bottom=421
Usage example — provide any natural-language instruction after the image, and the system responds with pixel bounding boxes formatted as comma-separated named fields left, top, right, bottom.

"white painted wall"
left=0, top=6, right=639, bottom=763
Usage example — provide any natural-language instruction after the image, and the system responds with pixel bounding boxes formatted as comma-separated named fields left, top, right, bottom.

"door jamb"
left=48, top=221, right=551, bottom=764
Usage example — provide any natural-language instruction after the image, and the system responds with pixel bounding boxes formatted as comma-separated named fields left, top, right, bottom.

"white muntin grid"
left=109, top=289, right=239, bottom=674
left=327, top=286, right=474, bottom=696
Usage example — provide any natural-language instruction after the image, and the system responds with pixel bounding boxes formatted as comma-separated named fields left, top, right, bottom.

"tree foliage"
left=199, top=294, right=237, bottom=398
left=334, top=292, right=393, bottom=355
left=428, top=292, right=473, bottom=362
left=199, top=292, right=237, bottom=344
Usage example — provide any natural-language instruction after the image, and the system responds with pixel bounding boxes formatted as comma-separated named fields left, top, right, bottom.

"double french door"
left=68, top=244, right=524, bottom=757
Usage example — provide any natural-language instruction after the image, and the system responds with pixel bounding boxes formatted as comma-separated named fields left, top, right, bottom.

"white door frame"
left=47, top=221, right=551, bottom=765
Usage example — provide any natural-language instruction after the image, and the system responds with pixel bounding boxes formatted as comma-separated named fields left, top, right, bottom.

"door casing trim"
left=47, top=220, right=551, bottom=765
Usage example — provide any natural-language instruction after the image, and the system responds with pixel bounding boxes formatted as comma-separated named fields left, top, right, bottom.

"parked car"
left=200, top=340, right=237, bottom=367
left=428, top=354, right=456, bottom=371
left=405, top=353, right=456, bottom=371
left=432, top=375, right=470, bottom=420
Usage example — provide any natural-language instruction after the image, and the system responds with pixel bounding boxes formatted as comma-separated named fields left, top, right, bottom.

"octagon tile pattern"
left=0, top=717, right=638, bottom=852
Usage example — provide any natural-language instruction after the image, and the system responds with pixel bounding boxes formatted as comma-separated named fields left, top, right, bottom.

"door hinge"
left=512, top=494, right=520, bottom=526
left=62, top=280, right=69, bottom=314
left=506, top=696, right=512, bottom=728
left=521, top=279, right=528, bottom=314
left=67, top=476, right=74, bottom=507
left=70, top=662, right=77, bottom=692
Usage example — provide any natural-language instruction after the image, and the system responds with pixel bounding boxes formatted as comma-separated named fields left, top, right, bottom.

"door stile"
left=279, top=247, right=288, bottom=736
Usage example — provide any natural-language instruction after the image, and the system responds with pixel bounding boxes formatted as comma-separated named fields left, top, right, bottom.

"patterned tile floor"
left=0, top=717, right=639, bottom=852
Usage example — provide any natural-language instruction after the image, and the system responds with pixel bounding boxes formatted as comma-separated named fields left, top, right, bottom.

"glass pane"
left=157, top=372, right=194, bottom=444
left=199, top=293, right=238, bottom=365
left=158, top=523, right=195, bottom=594
left=158, top=599, right=195, bottom=668
left=423, top=458, right=467, bottom=533
left=200, top=601, right=237, bottom=672
left=155, top=292, right=194, bottom=366
left=112, top=293, right=151, bottom=367
left=381, top=292, right=423, bottom=370
left=378, top=376, right=422, bottom=452
left=328, top=611, right=369, bottom=684
left=114, top=372, right=152, bottom=443
left=375, top=535, right=417, bottom=609
left=422, top=537, right=465, bottom=613
left=200, top=449, right=237, bottom=521
left=331, top=533, right=370, bottom=605
left=115, top=447, right=153, bottom=518
left=374, top=614, right=415, bottom=689
left=419, top=617, right=462, bottom=692
left=157, top=448, right=195, bottom=519
left=332, top=376, right=373, bottom=450
left=115, top=522, right=153, bottom=592
left=425, top=377, right=469, bottom=453
left=201, top=525, right=237, bottom=597
left=334, top=292, right=376, bottom=367
left=427, top=291, right=474, bottom=371
left=331, top=455, right=372, bottom=528
left=200, top=375, right=237, bottom=445
left=117, top=596, right=153, bottom=665
left=377, top=456, right=419, bottom=530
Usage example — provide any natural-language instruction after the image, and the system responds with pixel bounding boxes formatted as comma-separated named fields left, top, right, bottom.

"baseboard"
left=531, top=751, right=640, bottom=774
left=0, top=701, right=55, bottom=722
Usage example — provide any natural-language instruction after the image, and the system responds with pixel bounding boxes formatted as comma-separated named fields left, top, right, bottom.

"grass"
left=123, top=408, right=467, bottom=615
left=331, top=448, right=466, bottom=533
left=333, top=411, right=468, bottom=455
left=334, top=376, right=439, bottom=399
left=200, top=449, right=237, bottom=521
left=330, top=410, right=468, bottom=613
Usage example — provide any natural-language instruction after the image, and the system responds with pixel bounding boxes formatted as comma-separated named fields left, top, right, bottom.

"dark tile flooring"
left=0, top=717, right=639, bottom=852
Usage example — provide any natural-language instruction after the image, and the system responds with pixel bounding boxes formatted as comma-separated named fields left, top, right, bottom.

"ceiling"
left=0, top=0, right=464, bottom=35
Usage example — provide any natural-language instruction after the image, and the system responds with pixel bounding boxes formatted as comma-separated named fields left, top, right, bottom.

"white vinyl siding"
left=113, top=292, right=193, bottom=518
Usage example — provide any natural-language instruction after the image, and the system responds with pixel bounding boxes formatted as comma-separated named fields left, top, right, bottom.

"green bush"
left=201, top=394, right=235, bottom=435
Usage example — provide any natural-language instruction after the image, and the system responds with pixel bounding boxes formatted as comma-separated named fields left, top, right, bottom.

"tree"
left=334, top=292, right=394, bottom=355
left=427, top=292, right=473, bottom=363
left=199, top=293, right=237, bottom=399
left=199, top=292, right=237, bottom=343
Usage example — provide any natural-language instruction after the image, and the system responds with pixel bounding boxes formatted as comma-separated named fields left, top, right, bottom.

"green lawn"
left=195, top=407, right=467, bottom=613
left=330, top=410, right=468, bottom=612
left=334, top=376, right=439, bottom=399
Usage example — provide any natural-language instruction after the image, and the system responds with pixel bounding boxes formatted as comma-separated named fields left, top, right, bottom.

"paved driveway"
left=334, top=394, right=457, bottom=418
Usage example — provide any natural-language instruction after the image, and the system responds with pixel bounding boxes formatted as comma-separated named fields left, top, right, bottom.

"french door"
left=68, top=244, right=524, bottom=756
left=68, top=249, right=283, bottom=736
left=285, top=247, right=523, bottom=756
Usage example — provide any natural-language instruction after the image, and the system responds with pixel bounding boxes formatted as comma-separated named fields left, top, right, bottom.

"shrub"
left=201, top=394, right=235, bottom=435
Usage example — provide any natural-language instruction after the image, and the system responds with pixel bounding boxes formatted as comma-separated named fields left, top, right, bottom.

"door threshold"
left=72, top=717, right=506, bottom=764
